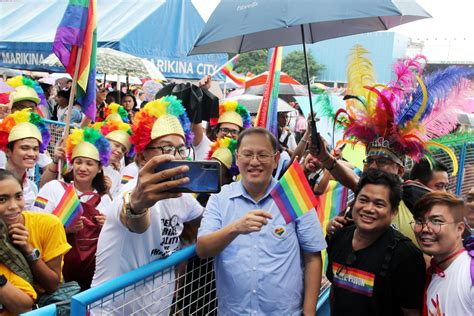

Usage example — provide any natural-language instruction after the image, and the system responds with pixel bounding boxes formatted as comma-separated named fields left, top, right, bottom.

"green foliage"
left=232, top=50, right=269, bottom=75
left=282, top=50, right=324, bottom=84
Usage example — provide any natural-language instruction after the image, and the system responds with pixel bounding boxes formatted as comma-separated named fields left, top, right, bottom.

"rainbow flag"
left=34, top=196, right=48, bottom=210
left=53, top=0, right=97, bottom=120
left=316, top=180, right=349, bottom=234
left=219, top=55, right=245, bottom=86
left=52, top=183, right=83, bottom=229
left=121, top=175, right=134, bottom=185
left=270, top=160, right=319, bottom=224
left=255, top=47, right=282, bottom=137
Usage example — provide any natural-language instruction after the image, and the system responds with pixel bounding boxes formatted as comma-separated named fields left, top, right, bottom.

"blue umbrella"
left=189, top=0, right=431, bottom=149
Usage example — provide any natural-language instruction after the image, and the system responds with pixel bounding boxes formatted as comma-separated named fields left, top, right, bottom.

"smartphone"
left=154, top=160, right=221, bottom=193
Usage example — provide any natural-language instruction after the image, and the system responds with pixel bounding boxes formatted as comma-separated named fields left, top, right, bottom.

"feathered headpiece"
left=131, top=95, right=193, bottom=153
left=0, top=109, right=50, bottom=153
left=207, top=137, right=239, bottom=176
left=99, top=102, right=130, bottom=123
left=7, top=75, right=46, bottom=107
left=91, top=120, right=133, bottom=153
left=338, top=50, right=473, bottom=166
left=66, top=127, right=110, bottom=165
left=217, top=100, right=252, bottom=129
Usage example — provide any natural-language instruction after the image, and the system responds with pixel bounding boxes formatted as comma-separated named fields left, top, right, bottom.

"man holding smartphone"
left=197, top=127, right=326, bottom=315
left=91, top=95, right=203, bottom=314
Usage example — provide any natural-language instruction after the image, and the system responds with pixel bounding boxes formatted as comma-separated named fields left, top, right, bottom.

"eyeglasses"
left=146, top=145, right=191, bottom=158
left=219, top=127, right=240, bottom=136
left=363, top=157, right=396, bottom=167
left=236, top=151, right=276, bottom=163
left=410, top=218, right=458, bottom=234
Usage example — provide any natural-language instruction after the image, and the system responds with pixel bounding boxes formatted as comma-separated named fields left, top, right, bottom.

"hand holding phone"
left=154, top=160, right=222, bottom=193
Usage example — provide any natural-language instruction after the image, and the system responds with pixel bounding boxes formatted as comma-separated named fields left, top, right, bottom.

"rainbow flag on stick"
left=255, top=47, right=282, bottom=137
left=271, top=160, right=319, bottom=224
left=53, top=0, right=97, bottom=121
left=52, top=183, right=83, bottom=229
left=316, top=180, right=349, bottom=234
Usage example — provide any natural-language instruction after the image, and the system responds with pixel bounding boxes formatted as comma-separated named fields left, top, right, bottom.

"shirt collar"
left=229, top=178, right=278, bottom=203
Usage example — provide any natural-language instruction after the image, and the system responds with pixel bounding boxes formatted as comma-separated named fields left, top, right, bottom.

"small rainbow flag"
left=220, top=55, right=245, bottom=86
left=34, top=196, right=48, bottom=210
left=121, top=175, right=134, bottom=185
left=270, top=160, right=319, bottom=224
left=255, top=47, right=282, bottom=137
left=52, top=183, right=83, bottom=229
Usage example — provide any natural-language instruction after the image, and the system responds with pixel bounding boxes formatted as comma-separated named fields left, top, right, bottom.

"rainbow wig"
left=66, top=127, right=111, bottom=166
left=0, top=109, right=51, bottom=153
left=91, top=119, right=133, bottom=155
left=7, top=75, right=47, bottom=107
left=216, top=100, right=252, bottom=129
left=99, top=102, right=130, bottom=123
left=207, top=137, right=239, bottom=177
left=131, top=95, right=193, bottom=153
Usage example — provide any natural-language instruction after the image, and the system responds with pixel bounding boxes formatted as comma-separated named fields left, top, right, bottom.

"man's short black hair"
left=236, top=127, right=278, bottom=153
left=410, top=158, right=448, bottom=185
left=56, top=89, right=70, bottom=100
left=354, top=169, right=402, bottom=212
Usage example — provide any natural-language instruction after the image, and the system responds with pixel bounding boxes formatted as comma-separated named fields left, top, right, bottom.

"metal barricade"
left=24, top=245, right=331, bottom=315
left=44, top=119, right=67, bottom=158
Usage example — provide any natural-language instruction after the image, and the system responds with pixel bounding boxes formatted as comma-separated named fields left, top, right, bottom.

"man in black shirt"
left=326, top=170, right=426, bottom=316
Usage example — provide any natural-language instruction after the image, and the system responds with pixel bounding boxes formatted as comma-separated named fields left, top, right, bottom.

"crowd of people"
left=0, top=52, right=473, bottom=316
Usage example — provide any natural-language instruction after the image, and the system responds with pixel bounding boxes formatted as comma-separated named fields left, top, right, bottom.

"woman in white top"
left=91, top=109, right=133, bottom=198
left=0, top=108, right=51, bottom=210
left=33, top=127, right=112, bottom=290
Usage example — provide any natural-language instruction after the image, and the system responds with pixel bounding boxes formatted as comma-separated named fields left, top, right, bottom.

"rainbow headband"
left=66, top=127, right=111, bottom=165
left=91, top=120, right=133, bottom=153
left=215, top=100, right=252, bottom=129
left=207, top=137, right=239, bottom=176
left=0, top=109, right=50, bottom=153
left=101, top=103, right=129, bottom=123
left=131, top=95, right=193, bottom=153
left=7, top=75, right=46, bottom=107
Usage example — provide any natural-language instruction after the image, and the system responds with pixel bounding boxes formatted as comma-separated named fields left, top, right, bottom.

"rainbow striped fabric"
left=317, top=180, right=349, bottom=234
left=332, top=262, right=375, bottom=297
left=270, top=160, right=319, bottom=224
left=34, top=196, right=48, bottom=210
left=53, top=0, right=97, bottom=120
left=52, top=183, right=83, bottom=229
left=255, top=47, right=282, bottom=137
left=121, top=175, right=134, bottom=185
left=220, top=55, right=245, bottom=86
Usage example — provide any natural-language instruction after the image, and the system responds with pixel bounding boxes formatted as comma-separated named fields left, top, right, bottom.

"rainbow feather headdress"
left=99, top=102, right=130, bottom=123
left=216, top=100, right=252, bottom=129
left=0, top=109, right=51, bottom=153
left=7, top=75, right=46, bottom=107
left=91, top=120, right=133, bottom=153
left=338, top=50, right=472, bottom=172
left=66, top=127, right=110, bottom=166
left=207, top=137, right=239, bottom=176
left=131, top=95, right=193, bottom=153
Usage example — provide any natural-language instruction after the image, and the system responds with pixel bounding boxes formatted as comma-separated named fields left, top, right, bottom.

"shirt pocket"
left=263, top=223, right=296, bottom=255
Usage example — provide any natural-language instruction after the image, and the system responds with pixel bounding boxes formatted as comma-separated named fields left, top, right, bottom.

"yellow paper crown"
left=11, top=86, right=40, bottom=105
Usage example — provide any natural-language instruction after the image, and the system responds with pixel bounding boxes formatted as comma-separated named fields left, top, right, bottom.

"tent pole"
left=300, top=25, right=319, bottom=152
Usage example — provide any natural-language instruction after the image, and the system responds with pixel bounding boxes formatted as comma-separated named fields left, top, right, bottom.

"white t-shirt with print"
left=32, top=180, right=113, bottom=216
left=23, top=178, right=38, bottom=211
left=426, top=251, right=474, bottom=315
left=103, top=165, right=121, bottom=199
left=119, top=162, right=139, bottom=190
left=91, top=179, right=203, bottom=314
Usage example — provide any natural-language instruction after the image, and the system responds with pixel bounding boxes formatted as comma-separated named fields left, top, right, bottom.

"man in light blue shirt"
left=197, top=127, right=326, bottom=315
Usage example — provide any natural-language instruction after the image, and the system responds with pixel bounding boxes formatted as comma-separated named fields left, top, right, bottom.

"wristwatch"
left=26, top=248, right=41, bottom=263
left=0, top=274, right=6, bottom=287
left=123, top=191, right=148, bottom=219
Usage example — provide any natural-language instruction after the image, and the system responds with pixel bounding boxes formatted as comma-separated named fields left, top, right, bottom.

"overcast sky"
left=193, top=0, right=473, bottom=40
